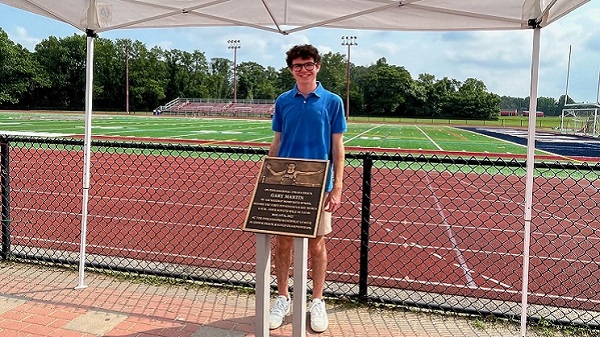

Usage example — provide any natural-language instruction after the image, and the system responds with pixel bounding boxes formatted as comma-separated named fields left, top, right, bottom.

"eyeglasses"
left=291, top=62, right=317, bottom=72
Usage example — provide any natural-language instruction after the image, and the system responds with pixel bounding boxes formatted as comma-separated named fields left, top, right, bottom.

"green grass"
left=344, top=123, right=530, bottom=154
left=0, top=111, right=565, bottom=159
left=350, top=115, right=564, bottom=129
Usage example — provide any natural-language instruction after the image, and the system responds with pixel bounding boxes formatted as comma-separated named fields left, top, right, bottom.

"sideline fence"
left=1, top=136, right=599, bottom=328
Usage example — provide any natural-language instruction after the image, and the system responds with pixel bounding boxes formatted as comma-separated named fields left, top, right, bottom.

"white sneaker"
left=269, top=295, right=291, bottom=329
left=309, top=298, right=329, bottom=333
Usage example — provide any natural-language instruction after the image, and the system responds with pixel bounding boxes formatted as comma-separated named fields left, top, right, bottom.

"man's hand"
left=324, top=187, right=342, bottom=213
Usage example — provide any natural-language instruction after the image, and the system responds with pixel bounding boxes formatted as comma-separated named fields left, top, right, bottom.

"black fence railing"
left=1, top=136, right=599, bottom=328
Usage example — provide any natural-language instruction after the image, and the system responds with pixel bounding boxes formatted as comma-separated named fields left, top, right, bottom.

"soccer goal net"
left=560, top=103, right=600, bottom=137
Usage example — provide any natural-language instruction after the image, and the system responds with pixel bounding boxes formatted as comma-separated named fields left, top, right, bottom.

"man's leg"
left=274, top=235, right=294, bottom=296
left=308, top=235, right=327, bottom=298
left=308, top=235, right=329, bottom=332
left=310, top=209, right=331, bottom=299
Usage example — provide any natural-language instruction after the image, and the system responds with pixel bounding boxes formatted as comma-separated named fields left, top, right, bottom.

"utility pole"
left=341, top=36, right=357, bottom=120
left=228, top=39, right=241, bottom=103
left=125, top=44, right=129, bottom=114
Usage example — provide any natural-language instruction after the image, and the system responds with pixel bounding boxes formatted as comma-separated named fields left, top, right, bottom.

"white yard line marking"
left=345, top=125, right=383, bottom=143
left=415, top=125, right=443, bottom=151
left=0, top=131, right=73, bottom=137
left=415, top=125, right=444, bottom=151
left=248, top=136, right=274, bottom=142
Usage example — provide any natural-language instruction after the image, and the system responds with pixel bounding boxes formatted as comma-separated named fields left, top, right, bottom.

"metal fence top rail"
left=2, top=135, right=600, bottom=171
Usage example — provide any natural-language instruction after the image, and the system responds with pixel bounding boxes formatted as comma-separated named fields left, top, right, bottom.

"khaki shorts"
left=316, top=209, right=332, bottom=236
left=316, top=193, right=332, bottom=236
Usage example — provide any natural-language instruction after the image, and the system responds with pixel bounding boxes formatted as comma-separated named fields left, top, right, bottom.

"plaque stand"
left=255, top=233, right=309, bottom=337
left=248, top=157, right=328, bottom=336
left=255, top=233, right=271, bottom=337
left=292, top=237, right=308, bottom=337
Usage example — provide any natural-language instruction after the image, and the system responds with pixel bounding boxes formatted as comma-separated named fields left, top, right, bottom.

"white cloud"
left=154, top=40, right=174, bottom=50
left=1, top=1, right=598, bottom=100
left=11, top=26, right=41, bottom=50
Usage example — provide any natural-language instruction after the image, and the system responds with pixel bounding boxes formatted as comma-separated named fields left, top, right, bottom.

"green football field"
left=0, top=111, right=544, bottom=157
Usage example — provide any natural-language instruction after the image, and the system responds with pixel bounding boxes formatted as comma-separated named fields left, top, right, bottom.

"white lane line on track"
left=480, top=275, right=512, bottom=288
left=424, top=175, right=477, bottom=289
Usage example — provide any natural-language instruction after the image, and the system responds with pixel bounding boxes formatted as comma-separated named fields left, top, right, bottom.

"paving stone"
left=63, top=310, right=129, bottom=335
left=0, top=295, right=26, bottom=314
left=192, top=325, right=247, bottom=337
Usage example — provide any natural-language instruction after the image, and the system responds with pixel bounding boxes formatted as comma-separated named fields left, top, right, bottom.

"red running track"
left=7, top=148, right=600, bottom=311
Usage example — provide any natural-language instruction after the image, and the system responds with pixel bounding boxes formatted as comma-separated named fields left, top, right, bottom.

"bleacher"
left=157, top=98, right=274, bottom=118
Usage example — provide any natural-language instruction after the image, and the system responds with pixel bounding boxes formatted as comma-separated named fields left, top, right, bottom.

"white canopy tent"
left=0, top=0, right=588, bottom=33
left=0, top=1, right=591, bottom=335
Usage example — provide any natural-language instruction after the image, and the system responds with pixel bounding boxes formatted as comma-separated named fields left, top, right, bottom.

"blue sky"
left=1, top=2, right=599, bottom=102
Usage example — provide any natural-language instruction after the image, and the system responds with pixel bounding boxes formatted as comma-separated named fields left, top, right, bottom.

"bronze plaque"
left=243, top=157, right=330, bottom=238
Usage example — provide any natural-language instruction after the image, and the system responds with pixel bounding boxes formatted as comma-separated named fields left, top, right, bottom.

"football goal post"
left=560, top=103, right=600, bottom=137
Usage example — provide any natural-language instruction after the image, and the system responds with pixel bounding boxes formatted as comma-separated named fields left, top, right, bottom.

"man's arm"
left=325, top=132, right=345, bottom=213
left=268, top=132, right=281, bottom=157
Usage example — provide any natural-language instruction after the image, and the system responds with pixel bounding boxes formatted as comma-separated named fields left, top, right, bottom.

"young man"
left=267, top=44, right=347, bottom=332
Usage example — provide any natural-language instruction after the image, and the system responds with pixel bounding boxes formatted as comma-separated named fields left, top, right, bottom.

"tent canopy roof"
left=0, top=0, right=590, bottom=35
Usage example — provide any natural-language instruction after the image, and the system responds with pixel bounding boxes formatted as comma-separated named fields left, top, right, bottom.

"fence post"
left=359, top=154, right=373, bottom=298
left=1, top=140, right=11, bottom=260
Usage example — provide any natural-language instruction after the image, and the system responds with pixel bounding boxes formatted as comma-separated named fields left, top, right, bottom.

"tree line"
left=0, top=28, right=577, bottom=118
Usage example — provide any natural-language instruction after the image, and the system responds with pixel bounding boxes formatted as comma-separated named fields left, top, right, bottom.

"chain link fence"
left=1, top=136, right=599, bottom=328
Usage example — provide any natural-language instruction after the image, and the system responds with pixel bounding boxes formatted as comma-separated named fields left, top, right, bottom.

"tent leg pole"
left=520, top=24, right=541, bottom=337
left=76, top=30, right=96, bottom=290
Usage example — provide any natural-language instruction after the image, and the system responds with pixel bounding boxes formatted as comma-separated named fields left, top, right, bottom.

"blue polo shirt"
left=272, top=82, right=347, bottom=191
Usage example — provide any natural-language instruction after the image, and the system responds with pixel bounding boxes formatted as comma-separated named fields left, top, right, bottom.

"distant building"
left=523, top=111, right=544, bottom=117
left=500, top=110, right=518, bottom=116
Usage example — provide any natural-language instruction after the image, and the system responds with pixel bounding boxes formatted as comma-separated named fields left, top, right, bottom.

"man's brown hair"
left=285, top=44, right=321, bottom=68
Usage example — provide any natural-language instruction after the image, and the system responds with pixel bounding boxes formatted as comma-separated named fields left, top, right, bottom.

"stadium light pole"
left=341, top=36, right=357, bottom=120
left=125, top=44, right=130, bottom=114
left=228, top=39, right=241, bottom=103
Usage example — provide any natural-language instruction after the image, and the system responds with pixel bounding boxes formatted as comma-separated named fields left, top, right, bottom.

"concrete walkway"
left=0, top=262, right=531, bottom=336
